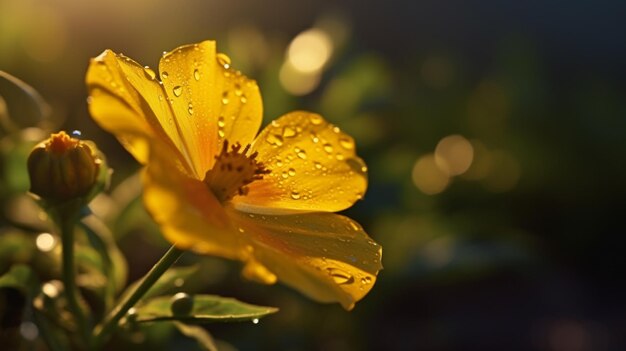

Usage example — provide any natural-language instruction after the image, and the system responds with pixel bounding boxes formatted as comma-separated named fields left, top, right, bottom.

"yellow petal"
left=142, top=142, right=242, bottom=259
left=86, top=50, right=192, bottom=173
left=228, top=209, right=382, bottom=310
left=233, top=111, right=367, bottom=213
left=159, top=41, right=263, bottom=177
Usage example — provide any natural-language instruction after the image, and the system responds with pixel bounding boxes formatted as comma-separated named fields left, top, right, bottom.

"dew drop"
left=143, top=66, right=156, bottom=80
left=265, top=133, right=284, bottom=147
left=221, top=92, right=229, bottom=105
left=216, top=53, right=231, bottom=69
left=327, top=268, right=354, bottom=285
left=282, top=127, right=296, bottom=138
left=161, top=71, right=169, bottom=79
left=173, top=86, right=183, bottom=97
left=290, top=191, right=301, bottom=200
left=309, top=114, right=323, bottom=125
left=339, top=137, right=354, bottom=150
left=240, top=95, right=248, bottom=104
left=288, top=168, right=296, bottom=177
left=218, top=129, right=225, bottom=138
left=323, top=143, right=334, bottom=154
left=360, top=277, right=372, bottom=285
left=295, top=148, right=307, bottom=159
left=187, top=103, right=193, bottom=115
left=193, top=69, right=200, bottom=81
left=332, top=126, right=341, bottom=133
left=218, top=116, right=226, bottom=127
left=335, top=154, right=345, bottom=161
left=310, top=132, right=319, bottom=143
left=314, top=161, right=322, bottom=170
left=252, top=318, right=259, bottom=324
left=361, top=165, right=368, bottom=173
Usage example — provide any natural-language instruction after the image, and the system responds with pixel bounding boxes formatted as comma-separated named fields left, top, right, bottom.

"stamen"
left=203, top=140, right=270, bottom=203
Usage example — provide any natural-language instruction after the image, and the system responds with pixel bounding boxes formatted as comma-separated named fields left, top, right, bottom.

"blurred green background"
left=2, top=0, right=626, bottom=350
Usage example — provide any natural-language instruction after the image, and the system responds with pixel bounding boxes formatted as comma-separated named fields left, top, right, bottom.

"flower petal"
left=159, top=41, right=263, bottom=177
left=86, top=50, right=193, bottom=173
left=232, top=111, right=367, bottom=213
left=228, top=209, right=382, bottom=310
left=142, top=142, right=242, bottom=258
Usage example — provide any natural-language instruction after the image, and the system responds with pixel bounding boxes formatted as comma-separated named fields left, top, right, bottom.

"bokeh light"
left=434, top=134, right=474, bottom=176
left=35, top=232, right=56, bottom=252
left=287, top=28, right=333, bottom=73
left=412, top=154, right=450, bottom=195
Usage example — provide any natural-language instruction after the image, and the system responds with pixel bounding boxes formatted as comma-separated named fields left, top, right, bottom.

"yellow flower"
left=85, top=40, right=381, bottom=309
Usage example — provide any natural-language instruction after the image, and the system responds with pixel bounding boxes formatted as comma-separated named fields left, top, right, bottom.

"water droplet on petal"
left=282, top=127, right=296, bottom=138
left=323, top=143, right=333, bottom=154
left=288, top=168, right=296, bottom=177
left=173, top=86, right=182, bottom=97
left=339, top=137, right=354, bottom=150
left=295, top=147, right=307, bottom=159
left=265, top=133, right=284, bottom=147
left=309, top=114, right=323, bottom=125
left=194, top=69, right=200, bottom=81
left=327, top=268, right=354, bottom=285
left=290, top=191, right=301, bottom=200
left=187, top=103, right=193, bottom=115
left=216, top=53, right=231, bottom=69
left=161, top=71, right=169, bottom=79
left=314, top=161, right=322, bottom=170
left=252, top=318, right=259, bottom=324
left=218, top=116, right=226, bottom=127
left=143, top=66, right=156, bottom=80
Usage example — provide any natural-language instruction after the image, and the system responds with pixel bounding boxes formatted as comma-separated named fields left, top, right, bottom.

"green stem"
left=59, top=210, right=89, bottom=348
left=93, top=245, right=184, bottom=348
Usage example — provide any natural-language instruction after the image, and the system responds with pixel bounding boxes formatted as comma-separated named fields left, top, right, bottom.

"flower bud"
left=27, top=131, right=102, bottom=202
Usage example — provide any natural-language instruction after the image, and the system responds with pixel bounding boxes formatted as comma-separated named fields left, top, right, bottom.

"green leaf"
left=120, top=265, right=198, bottom=304
left=173, top=322, right=217, bottom=351
left=134, top=294, right=278, bottom=323
left=0, top=264, right=39, bottom=295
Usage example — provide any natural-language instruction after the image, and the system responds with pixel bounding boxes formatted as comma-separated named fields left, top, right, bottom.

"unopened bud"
left=27, top=131, right=102, bottom=202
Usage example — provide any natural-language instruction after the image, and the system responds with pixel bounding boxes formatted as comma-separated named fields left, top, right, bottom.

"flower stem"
left=59, top=210, right=89, bottom=348
left=93, top=245, right=184, bottom=348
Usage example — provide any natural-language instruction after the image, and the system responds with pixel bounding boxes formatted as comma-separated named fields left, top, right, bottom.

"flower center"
left=203, top=141, right=270, bottom=203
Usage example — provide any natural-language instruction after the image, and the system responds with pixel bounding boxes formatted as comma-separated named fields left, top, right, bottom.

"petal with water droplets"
left=159, top=41, right=263, bottom=177
left=142, top=142, right=242, bottom=258
left=233, top=111, right=367, bottom=213
left=228, top=209, right=382, bottom=310
left=86, top=50, right=190, bottom=170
